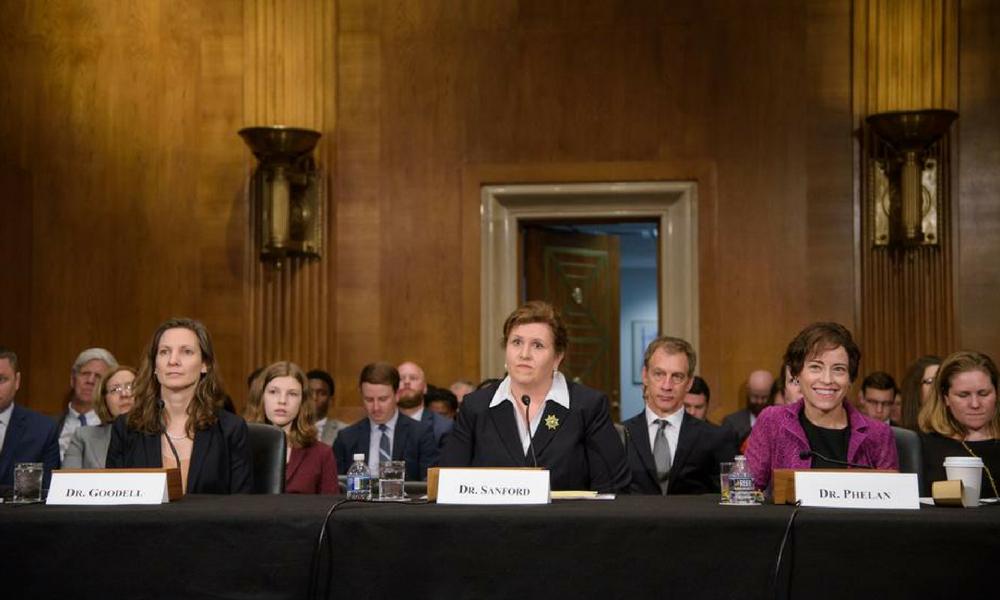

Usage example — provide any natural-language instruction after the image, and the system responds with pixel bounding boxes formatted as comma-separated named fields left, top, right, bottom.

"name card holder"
left=427, top=467, right=550, bottom=505
left=772, top=468, right=897, bottom=504
left=48, top=468, right=183, bottom=505
left=787, top=470, right=919, bottom=510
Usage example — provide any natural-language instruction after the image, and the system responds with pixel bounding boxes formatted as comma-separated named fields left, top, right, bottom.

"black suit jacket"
left=440, top=381, right=630, bottom=493
left=721, top=409, right=753, bottom=446
left=624, top=410, right=736, bottom=495
left=0, top=404, right=61, bottom=488
left=333, top=413, right=438, bottom=481
left=105, top=411, right=253, bottom=494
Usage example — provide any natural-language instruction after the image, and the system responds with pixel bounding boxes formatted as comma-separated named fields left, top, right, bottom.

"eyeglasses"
left=863, top=397, right=894, bottom=409
left=107, top=383, right=135, bottom=396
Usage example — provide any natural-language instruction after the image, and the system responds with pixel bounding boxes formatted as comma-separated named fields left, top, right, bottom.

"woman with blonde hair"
left=245, top=361, right=338, bottom=494
left=106, top=318, right=252, bottom=494
left=63, top=366, right=137, bottom=468
left=918, top=350, right=999, bottom=498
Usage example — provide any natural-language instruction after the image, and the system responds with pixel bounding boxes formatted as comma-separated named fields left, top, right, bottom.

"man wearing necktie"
left=333, top=362, right=439, bottom=481
left=623, top=336, right=736, bottom=495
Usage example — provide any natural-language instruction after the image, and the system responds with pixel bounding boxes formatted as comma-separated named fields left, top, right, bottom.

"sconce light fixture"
left=239, top=126, right=323, bottom=263
left=865, top=109, right=957, bottom=248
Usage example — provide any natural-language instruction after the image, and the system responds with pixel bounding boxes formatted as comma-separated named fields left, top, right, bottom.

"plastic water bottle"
left=346, top=453, right=371, bottom=500
left=728, top=455, right=761, bottom=505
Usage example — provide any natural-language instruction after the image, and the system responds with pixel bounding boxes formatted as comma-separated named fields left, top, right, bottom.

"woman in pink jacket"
left=746, top=322, right=899, bottom=490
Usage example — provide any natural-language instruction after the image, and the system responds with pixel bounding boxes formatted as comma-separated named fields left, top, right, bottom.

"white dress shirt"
left=367, top=410, right=400, bottom=474
left=58, top=403, right=100, bottom=459
left=0, top=402, right=13, bottom=453
left=645, top=405, right=684, bottom=469
left=488, top=372, right=571, bottom=454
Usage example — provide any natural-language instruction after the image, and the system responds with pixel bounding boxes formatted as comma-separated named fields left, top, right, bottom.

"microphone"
left=798, top=450, right=873, bottom=470
left=521, top=395, right=539, bottom=468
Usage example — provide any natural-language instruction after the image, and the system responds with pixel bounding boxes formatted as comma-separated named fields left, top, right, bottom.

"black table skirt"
left=2, top=494, right=998, bottom=599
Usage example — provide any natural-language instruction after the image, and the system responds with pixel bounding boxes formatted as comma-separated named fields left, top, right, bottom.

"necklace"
left=165, top=432, right=189, bottom=441
left=960, top=439, right=1000, bottom=499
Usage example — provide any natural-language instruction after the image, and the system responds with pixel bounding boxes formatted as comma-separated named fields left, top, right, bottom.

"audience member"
left=857, top=371, right=898, bottom=425
left=306, top=369, right=347, bottom=445
left=397, top=361, right=453, bottom=447
left=918, top=351, right=999, bottom=498
left=63, top=366, right=136, bottom=469
left=772, top=363, right=802, bottom=406
left=0, top=348, right=60, bottom=489
left=426, top=386, right=459, bottom=420
left=683, top=375, right=711, bottom=421
left=440, top=301, right=629, bottom=492
left=449, top=380, right=475, bottom=406
left=900, top=355, right=942, bottom=430
left=334, top=362, right=438, bottom=481
left=245, top=361, right=338, bottom=494
left=54, top=348, right=118, bottom=459
left=746, top=322, right=898, bottom=490
left=623, top=338, right=735, bottom=494
left=106, top=318, right=252, bottom=494
left=891, top=392, right=903, bottom=425
left=721, top=369, right=774, bottom=446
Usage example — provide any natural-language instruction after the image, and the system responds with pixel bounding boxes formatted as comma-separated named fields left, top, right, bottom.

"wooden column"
left=853, top=0, right=959, bottom=378
left=242, top=0, right=338, bottom=381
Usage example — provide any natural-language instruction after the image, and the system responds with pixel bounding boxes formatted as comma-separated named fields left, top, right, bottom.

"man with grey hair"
left=623, top=336, right=735, bottom=494
left=54, top=348, right=118, bottom=459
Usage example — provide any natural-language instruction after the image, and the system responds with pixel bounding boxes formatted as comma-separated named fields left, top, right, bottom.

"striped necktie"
left=378, top=423, right=391, bottom=465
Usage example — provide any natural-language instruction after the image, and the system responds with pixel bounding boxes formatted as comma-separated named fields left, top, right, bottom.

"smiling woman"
left=745, top=322, right=899, bottom=491
left=106, top=318, right=252, bottom=494
left=440, top=301, right=630, bottom=493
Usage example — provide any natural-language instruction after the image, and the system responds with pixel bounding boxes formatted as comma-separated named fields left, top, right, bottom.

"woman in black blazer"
left=106, top=318, right=252, bottom=494
left=440, top=301, right=629, bottom=492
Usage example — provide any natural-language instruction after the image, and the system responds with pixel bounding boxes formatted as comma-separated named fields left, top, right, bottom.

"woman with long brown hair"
left=106, top=318, right=252, bottom=494
left=245, top=361, right=338, bottom=494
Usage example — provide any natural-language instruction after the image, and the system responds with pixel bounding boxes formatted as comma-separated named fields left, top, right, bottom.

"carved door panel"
left=522, top=226, right=621, bottom=420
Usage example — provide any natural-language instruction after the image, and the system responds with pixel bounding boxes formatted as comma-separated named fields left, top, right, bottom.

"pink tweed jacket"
left=745, top=399, right=899, bottom=490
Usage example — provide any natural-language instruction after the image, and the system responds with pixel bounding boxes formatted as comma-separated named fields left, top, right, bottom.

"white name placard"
left=436, top=469, right=551, bottom=505
left=794, top=471, right=920, bottom=510
left=48, top=471, right=170, bottom=505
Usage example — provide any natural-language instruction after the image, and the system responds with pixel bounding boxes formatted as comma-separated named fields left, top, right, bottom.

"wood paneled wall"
left=4, top=0, right=998, bottom=423
left=854, top=0, right=959, bottom=381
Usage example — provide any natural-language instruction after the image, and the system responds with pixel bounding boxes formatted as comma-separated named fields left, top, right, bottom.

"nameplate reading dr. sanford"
left=436, top=469, right=551, bottom=505
left=794, top=471, right=919, bottom=510
left=48, top=471, right=170, bottom=505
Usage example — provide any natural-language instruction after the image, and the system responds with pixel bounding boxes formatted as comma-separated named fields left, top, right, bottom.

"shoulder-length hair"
left=783, top=322, right=861, bottom=382
left=127, top=318, right=225, bottom=436
left=244, top=361, right=317, bottom=448
left=918, top=351, right=1000, bottom=439
left=900, top=355, right=942, bottom=430
left=95, top=366, right=137, bottom=424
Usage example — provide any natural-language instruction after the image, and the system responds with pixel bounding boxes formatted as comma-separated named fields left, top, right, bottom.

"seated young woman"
left=746, top=322, right=898, bottom=490
left=918, top=350, right=999, bottom=499
left=245, top=361, right=338, bottom=494
left=106, top=318, right=252, bottom=494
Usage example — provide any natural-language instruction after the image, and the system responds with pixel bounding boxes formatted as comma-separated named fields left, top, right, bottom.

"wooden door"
left=522, top=226, right=621, bottom=420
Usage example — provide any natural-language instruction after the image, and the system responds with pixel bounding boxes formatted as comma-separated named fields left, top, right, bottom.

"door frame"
left=479, top=180, right=698, bottom=379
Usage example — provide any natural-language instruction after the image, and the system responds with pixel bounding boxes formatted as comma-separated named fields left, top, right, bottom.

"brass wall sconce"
left=239, top=126, right=323, bottom=262
left=865, top=110, right=957, bottom=248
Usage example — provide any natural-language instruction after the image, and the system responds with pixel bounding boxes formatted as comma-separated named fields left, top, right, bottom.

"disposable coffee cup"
left=943, top=456, right=984, bottom=507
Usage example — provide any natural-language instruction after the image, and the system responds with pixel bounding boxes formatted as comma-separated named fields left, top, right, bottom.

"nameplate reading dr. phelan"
left=436, top=468, right=551, bottom=505
left=794, top=471, right=919, bottom=510
left=48, top=471, right=170, bottom=505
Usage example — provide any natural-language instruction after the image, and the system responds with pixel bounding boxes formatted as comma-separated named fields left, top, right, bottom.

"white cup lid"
left=353, top=453, right=366, bottom=461
left=943, top=456, right=984, bottom=467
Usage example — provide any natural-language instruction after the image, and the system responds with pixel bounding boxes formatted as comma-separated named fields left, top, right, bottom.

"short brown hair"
left=501, top=301, right=569, bottom=355
left=95, top=366, right=137, bottom=424
left=245, top=361, right=317, bottom=448
left=359, top=362, right=400, bottom=391
left=643, top=336, right=696, bottom=376
left=0, top=347, right=18, bottom=372
left=919, top=351, right=1000, bottom=438
left=783, top=322, right=861, bottom=382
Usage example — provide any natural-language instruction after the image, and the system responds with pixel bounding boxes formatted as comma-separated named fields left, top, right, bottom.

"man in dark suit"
left=857, top=371, right=899, bottom=426
left=397, top=361, right=453, bottom=448
left=624, top=337, right=736, bottom=495
left=720, top=369, right=774, bottom=447
left=0, top=348, right=61, bottom=489
left=53, top=347, right=118, bottom=460
left=334, top=362, right=438, bottom=481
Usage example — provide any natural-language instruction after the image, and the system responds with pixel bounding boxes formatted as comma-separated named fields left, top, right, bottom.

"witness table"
left=2, top=494, right=997, bottom=599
